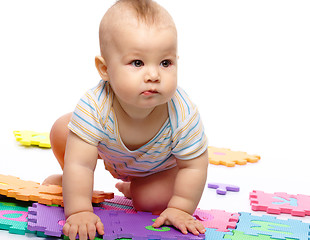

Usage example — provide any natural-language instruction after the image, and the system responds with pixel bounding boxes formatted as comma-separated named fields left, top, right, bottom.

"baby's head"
left=96, top=0, right=178, bottom=110
left=99, top=0, right=177, bottom=58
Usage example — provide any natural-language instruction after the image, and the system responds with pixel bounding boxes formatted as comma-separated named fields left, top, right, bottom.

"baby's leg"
left=50, top=112, right=73, bottom=169
left=126, top=167, right=178, bottom=214
left=115, top=182, right=132, bottom=198
left=42, top=113, right=72, bottom=185
left=43, top=112, right=102, bottom=186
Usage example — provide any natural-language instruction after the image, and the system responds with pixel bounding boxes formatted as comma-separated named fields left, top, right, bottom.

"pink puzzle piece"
left=250, top=190, right=310, bottom=217
left=101, top=195, right=137, bottom=214
left=193, top=209, right=239, bottom=232
left=105, top=195, right=134, bottom=207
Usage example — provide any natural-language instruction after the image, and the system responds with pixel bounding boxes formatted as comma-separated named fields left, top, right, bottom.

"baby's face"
left=103, top=19, right=178, bottom=110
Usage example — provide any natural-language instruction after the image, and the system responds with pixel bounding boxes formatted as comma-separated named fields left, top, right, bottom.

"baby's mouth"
left=141, top=90, right=159, bottom=96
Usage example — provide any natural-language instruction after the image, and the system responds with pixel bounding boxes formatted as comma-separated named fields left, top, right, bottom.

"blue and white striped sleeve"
left=171, top=107, right=208, bottom=160
left=68, top=90, right=104, bottom=146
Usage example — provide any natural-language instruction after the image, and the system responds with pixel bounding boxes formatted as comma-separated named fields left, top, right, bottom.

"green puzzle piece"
left=0, top=198, right=32, bottom=235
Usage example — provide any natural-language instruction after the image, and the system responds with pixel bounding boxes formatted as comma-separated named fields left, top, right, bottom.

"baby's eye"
left=161, top=60, right=172, bottom=68
left=131, top=60, right=144, bottom=67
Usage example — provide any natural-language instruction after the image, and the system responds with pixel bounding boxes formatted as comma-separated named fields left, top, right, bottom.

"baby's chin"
left=139, top=96, right=171, bottom=109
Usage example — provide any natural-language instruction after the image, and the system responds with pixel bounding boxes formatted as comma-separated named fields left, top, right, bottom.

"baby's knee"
left=130, top=179, right=173, bottom=214
left=132, top=193, right=168, bottom=214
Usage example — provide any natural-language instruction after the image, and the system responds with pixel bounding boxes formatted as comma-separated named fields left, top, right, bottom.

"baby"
left=44, top=0, right=209, bottom=239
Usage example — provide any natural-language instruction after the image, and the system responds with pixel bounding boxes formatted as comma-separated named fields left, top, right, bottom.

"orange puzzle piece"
left=0, top=174, right=113, bottom=206
left=208, top=146, right=260, bottom=167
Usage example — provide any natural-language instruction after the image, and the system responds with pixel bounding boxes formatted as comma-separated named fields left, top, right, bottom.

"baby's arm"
left=152, top=149, right=208, bottom=235
left=62, top=131, right=104, bottom=240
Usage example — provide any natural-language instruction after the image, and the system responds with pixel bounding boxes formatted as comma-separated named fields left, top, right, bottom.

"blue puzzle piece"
left=223, top=230, right=299, bottom=240
left=204, top=228, right=227, bottom=239
left=236, top=212, right=310, bottom=240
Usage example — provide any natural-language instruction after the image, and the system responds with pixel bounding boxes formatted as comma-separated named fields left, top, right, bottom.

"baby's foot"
left=115, top=182, right=132, bottom=198
left=42, top=174, right=62, bottom=186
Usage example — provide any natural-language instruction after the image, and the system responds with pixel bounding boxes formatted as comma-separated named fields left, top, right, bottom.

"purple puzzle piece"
left=103, top=210, right=205, bottom=240
left=27, top=203, right=204, bottom=239
left=208, top=182, right=240, bottom=195
left=27, top=203, right=64, bottom=236
left=27, top=203, right=114, bottom=238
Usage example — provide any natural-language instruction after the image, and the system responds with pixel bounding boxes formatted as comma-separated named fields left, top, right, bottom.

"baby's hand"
left=152, top=207, right=206, bottom=235
left=63, top=211, right=104, bottom=240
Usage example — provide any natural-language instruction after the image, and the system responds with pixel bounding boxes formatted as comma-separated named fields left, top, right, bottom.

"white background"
left=0, top=0, right=309, bottom=239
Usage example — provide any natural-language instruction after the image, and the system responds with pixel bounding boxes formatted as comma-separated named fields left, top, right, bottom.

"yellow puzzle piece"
left=208, top=146, right=260, bottom=167
left=13, top=130, right=51, bottom=148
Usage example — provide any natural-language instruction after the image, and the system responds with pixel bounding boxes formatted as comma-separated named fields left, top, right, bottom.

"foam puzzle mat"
left=250, top=190, right=310, bottom=217
left=0, top=174, right=114, bottom=206
left=0, top=197, right=32, bottom=235
left=208, top=146, right=260, bottom=167
left=1, top=194, right=310, bottom=239
left=28, top=203, right=205, bottom=239
left=13, top=131, right=51, bottom=148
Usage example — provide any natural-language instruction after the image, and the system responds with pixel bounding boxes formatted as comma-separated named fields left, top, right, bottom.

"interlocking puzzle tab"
left=27, top=203, right=205, bottom=239
left=208, top=182, right=240, bottom=195
left=250, top=190, right=310, bottom=217
left=208, top=146, right=260, bottom=167
left=235, top=212, right=310, bottom=240
left=193, top=209, right=239, bottom=232
left=0, top=197, right=32, bottom=235
left=0, top=174, right=113, bottom=206
left=13, top=130, right=51, bottom=148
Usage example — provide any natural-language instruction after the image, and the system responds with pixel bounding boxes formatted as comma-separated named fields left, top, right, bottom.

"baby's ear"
left=95, top=56, right=109, bottom=81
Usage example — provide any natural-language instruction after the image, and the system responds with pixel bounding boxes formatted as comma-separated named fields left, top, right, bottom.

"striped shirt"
left=68, top=80, right=208, bottom=180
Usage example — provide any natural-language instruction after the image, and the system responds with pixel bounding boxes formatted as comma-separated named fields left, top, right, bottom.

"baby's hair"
left=99, top=0, right=175, bottom=57
left=113, top=0, right=160, bottom=25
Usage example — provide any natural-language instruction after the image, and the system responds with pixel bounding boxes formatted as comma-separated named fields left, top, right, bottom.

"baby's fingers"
left=62, top=222, right=78, bottom=240
left=152, top=215, right=169, bottom=228
left=95, top=219, right=105, bottom=236
left=78, top=224, right=88, bottom=240
left=174, top=222, right=188, bottom=235
left=185, top=220, right=206, bottom=235
left=196, top=221, right=206, bottom=234
left=68, top=224, right=78, bottom=240
left=62, top=222, right=70, bottom=237
left=186, top=222, right=200, bottom=235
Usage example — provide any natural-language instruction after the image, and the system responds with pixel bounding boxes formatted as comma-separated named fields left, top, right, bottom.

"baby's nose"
left=145, top=66, right=160, bottom=82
